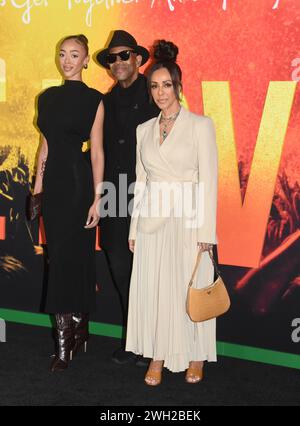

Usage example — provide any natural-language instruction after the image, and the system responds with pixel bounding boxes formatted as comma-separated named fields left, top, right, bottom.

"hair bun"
left=153, top=40, right=178, bottom=63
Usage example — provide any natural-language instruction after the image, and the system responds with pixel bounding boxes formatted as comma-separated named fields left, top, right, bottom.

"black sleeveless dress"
left=37, top=80, right=103, bottom=313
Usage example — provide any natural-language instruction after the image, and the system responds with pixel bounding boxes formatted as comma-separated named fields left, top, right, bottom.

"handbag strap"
left=188, top=248, right=221, bottom=288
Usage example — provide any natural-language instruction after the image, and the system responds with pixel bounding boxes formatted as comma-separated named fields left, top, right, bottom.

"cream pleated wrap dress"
left=125, top=106, right=218, bottom=372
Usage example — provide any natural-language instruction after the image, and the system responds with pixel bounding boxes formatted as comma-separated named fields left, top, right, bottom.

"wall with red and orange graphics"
left=1, top=1, right=300, bottom=365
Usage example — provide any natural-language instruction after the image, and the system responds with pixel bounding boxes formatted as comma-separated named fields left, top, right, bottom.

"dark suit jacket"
left=100, top=74, right=159, bottom=250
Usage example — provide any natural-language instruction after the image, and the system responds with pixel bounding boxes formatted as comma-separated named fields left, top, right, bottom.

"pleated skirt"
left=125, top=214, right=217, bottom=372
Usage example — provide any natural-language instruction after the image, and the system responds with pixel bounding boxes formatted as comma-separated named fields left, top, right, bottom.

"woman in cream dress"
left=126, top=40, right=218, bottom=385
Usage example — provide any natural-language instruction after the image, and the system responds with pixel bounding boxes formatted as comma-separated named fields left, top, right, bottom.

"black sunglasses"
left=106, top=49, right=136, bottom=64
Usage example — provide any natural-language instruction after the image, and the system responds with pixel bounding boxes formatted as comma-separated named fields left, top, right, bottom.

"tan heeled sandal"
left=185, top=365, right=203, bottom=383
left=145, top=362, right=163, bottom=386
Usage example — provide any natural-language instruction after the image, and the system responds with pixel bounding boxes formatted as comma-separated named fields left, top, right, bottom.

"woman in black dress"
left=33, top=34, right=104, bottom=372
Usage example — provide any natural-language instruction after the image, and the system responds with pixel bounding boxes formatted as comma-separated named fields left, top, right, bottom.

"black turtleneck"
left=103, top=73, right=159, bottom=187
left=113, top=74, right=149, bottom=128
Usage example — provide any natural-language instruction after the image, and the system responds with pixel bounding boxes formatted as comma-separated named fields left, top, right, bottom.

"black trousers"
left=100, top=216, right=133, bottom=337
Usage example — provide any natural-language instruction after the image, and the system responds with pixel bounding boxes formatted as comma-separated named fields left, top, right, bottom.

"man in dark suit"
left=96, top=30, right=159, bottom=364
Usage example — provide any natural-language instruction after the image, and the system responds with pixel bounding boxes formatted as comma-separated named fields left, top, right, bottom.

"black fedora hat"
left=96, top=30, right=149, bottom=69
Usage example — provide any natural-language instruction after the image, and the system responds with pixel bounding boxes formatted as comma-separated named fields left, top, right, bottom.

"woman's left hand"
left=197, top=242, right=213, bottom=252
left=84, top=201, right=100, bottom=229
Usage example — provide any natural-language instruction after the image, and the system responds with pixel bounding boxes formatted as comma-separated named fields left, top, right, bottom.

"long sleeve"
left=128, top=124, right=148, bottom=240
left=196, top=116, right=218, bottom=244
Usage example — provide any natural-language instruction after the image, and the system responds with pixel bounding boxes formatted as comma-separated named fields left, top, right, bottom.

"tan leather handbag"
left=186, top=249, right=230, bottom=322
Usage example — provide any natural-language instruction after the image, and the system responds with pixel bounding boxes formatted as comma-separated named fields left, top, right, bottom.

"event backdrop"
left=0, top=0, right=300, bottom=367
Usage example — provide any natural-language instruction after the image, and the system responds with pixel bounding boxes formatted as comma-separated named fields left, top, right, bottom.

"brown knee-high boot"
left=50, top=313, right=75, bottom=372
left=71, top=313, right=89, bottom=357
